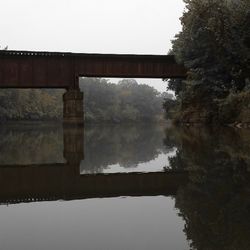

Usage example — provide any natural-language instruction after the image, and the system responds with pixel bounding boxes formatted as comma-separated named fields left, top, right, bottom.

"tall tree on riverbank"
left=164, top=0, right=250, bottom=124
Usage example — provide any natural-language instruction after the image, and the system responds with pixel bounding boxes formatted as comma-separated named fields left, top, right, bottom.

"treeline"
left=0, top=78, right=171, bottom=122
left=0, top=89, right=63, bottom=121
left=80, top=78, right=171, bottom=123
left=164, top=0, right=250, bottom=125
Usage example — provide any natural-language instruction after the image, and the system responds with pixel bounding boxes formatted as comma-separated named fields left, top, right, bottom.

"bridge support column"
left=63, top=89, right=84, bottom=125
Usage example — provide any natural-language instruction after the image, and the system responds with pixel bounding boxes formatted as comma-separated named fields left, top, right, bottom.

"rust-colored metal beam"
left=0, top=50, right=186, bottom=88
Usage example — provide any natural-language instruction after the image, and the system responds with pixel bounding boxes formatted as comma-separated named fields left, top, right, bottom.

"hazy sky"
left=0, top=0, right=185, bottom=91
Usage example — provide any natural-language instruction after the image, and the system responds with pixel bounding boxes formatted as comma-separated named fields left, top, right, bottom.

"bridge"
left=0, top=50, right=186, bottom=124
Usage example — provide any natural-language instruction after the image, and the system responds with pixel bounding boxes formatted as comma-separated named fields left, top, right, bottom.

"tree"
left=164, top=0, right=250, bottom=124
left=80, top=78, right=167, bottom=123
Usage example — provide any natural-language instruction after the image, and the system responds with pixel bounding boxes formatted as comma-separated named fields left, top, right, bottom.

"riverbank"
left=171, top=90, right=250, bottom=128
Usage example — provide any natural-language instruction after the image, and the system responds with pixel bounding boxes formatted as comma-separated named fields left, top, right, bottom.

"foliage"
left=217, top=90, right=250, bottom=124
left=0, top=89, right=63, bottom=121
left=162, top=98, right=179, bottom=120
left=164, top=0, right=250, bottom=124
left=0, top=78, right=170, bottom=122
left=80, top=78, right=168, bottom=123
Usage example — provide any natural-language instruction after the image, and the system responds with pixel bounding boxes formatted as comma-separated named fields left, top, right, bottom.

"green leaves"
left=165, top=0, right=250, bottom=124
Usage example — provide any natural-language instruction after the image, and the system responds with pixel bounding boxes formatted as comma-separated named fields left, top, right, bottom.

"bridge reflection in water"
left=0, top=125, right=188, bottom=205
left=1, top=125, right=250, bottom=249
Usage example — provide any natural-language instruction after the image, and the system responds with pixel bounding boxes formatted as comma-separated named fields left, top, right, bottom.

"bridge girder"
left=0, top=50, right=186, bottom=89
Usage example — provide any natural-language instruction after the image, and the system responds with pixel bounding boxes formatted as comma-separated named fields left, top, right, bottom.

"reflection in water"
left=0, top=123, right=187, bottom=204
left=0, top=123, right=173, bottom=173
left=0, top=123, right=188, bottom=250
left=81, top=124, right=175, bottom=173
left=0, top=123, right=250, bottom=249
left=0, top=123, right=65, bottom=164
left=165, top=127, right=250, bottom=250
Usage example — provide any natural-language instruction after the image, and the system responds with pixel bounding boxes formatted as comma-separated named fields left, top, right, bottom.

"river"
left=0, top=123, right=249, bottom=250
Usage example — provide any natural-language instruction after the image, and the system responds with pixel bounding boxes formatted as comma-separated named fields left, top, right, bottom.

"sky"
left=0, top=0, right=185, bottom=92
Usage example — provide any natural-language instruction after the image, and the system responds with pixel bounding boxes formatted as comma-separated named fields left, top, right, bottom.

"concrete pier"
left=63, top=89, right=84, bottom=125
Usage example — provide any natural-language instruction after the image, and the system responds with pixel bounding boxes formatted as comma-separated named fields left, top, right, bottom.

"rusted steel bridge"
left=0, top=50, right=186, bottom=124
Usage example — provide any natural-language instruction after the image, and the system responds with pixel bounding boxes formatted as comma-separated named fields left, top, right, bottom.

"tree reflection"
left=0, top=123, right=64, bottom=164
left=165, top=126, right=250, bottom=249
left=80, top=124, right=171, bottom=173
left=0, top=123, right=173, bottom=173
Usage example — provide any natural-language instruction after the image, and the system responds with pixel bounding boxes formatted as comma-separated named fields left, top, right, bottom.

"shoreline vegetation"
left=163, top=0, right=250, bottom=126
left=0, top=78, right=172, bottom=123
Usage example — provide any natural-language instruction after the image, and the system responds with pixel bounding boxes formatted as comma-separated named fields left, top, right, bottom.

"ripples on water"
left=0, top=123, right=250, bottom=250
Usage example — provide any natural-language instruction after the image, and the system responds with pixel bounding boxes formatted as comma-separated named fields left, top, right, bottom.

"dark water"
left=0, top=123, right=250, bottom=250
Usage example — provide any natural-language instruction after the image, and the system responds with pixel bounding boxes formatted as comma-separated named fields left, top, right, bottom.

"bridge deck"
left=0, top=50, right=186, bottom=88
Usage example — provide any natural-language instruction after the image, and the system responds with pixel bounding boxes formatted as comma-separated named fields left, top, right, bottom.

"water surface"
left=0, top=123, right=250, bottom=250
